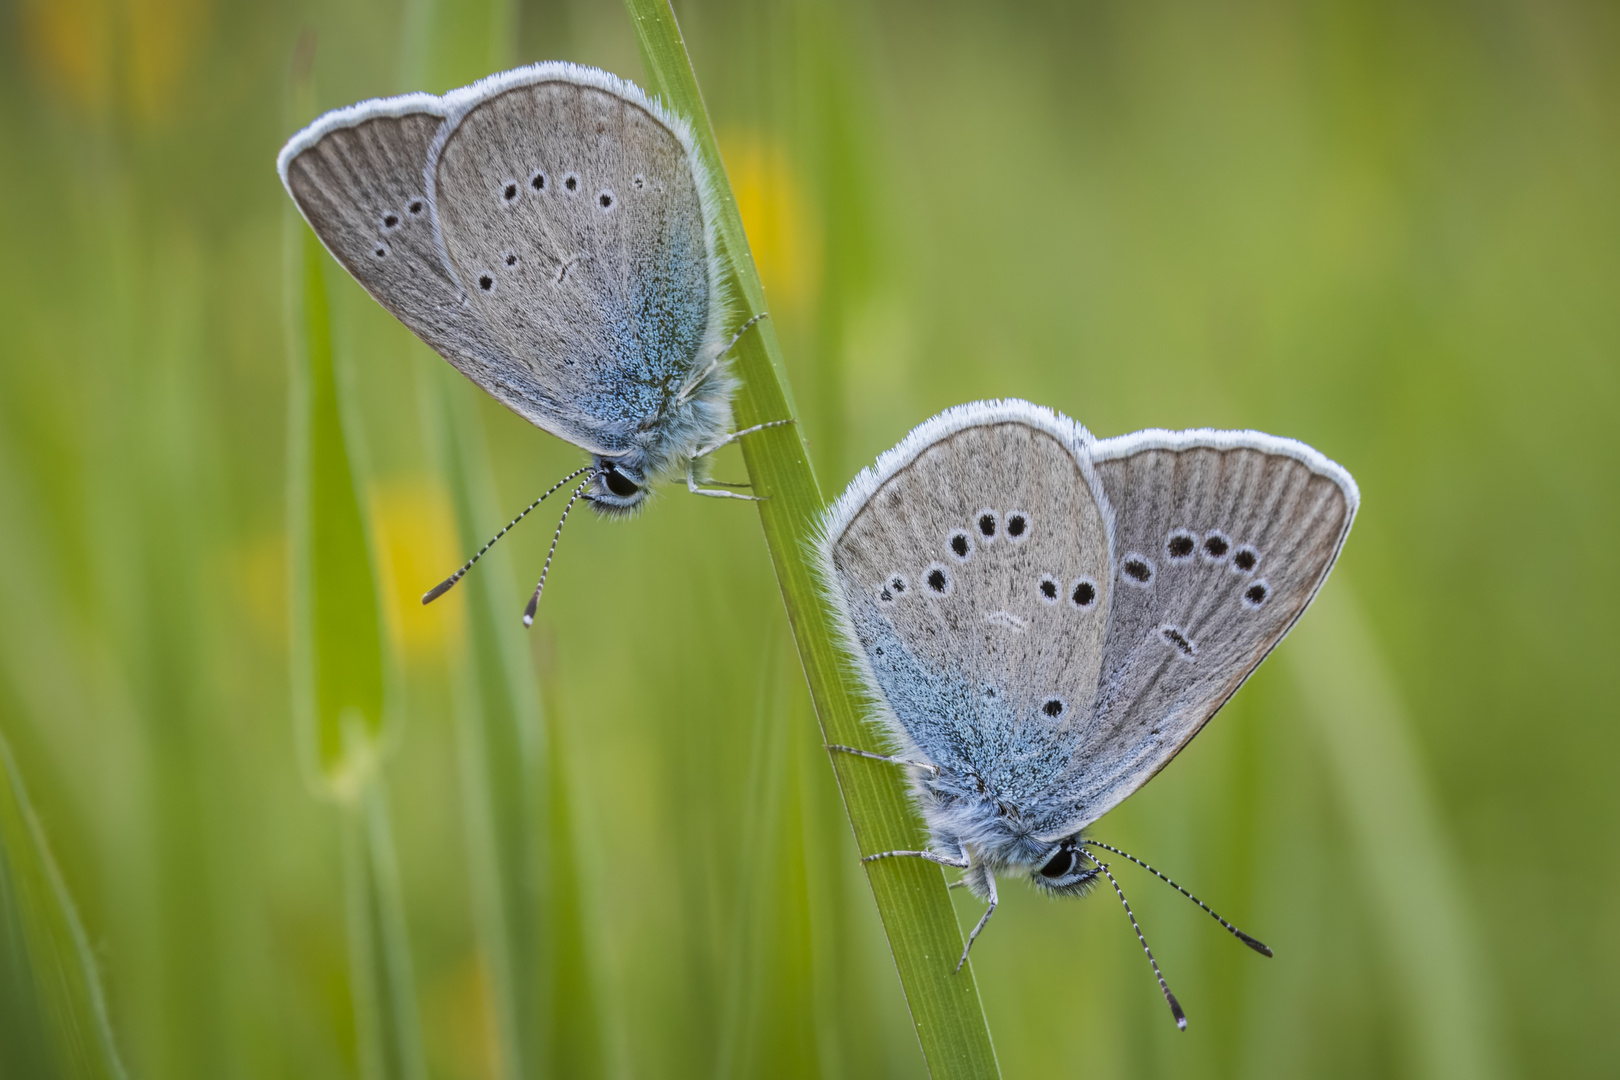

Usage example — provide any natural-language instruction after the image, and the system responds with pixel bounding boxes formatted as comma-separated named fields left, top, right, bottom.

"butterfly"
left=815, top=399, right=1358, bottom=1027
left=278, top=63, right=786, bottom=622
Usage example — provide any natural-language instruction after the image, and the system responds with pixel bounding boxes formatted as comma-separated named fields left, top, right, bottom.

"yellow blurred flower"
left=18, top=0, right=211, bottom=124
left=721, top=131, right=821, bottom=317
left=369, top=476, right=465, bottom=664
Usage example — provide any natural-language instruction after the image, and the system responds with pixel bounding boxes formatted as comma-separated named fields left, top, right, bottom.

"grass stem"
left=622, top=4, right=1001, bottom=1075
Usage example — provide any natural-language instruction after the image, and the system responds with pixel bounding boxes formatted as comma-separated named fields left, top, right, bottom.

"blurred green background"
left=1, top=0, right=1616, bottom=1077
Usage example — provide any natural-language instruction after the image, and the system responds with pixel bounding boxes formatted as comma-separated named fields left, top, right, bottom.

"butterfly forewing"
left=432, top=81, right=712, bottom=453
left=830, top=418, right=1114, bottom=788
left=1056, top=436, right=1356, bottom=827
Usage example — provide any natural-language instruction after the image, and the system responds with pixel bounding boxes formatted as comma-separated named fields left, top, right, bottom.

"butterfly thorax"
left=913, top=768, right=1070, bottom=873
left=585, top=360, right=735, bottom=516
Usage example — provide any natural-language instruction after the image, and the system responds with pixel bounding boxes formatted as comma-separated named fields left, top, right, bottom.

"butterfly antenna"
left=1087, top=850, right=1187, bottom=1031
left=1083, top=839, right=1272, bottom=957
left=521, top=473, right=593, bottom=627
left=422, top=466, right=592, bottom=604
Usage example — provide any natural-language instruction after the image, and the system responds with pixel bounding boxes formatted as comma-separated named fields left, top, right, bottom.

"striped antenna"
left=1084, top=849, right=1187, bottom=1031
left=521, top=473, right=593, bottom=627
left=422, top=465, right=591, bottom=604
left=1083, top=839, right=1272, bottom=957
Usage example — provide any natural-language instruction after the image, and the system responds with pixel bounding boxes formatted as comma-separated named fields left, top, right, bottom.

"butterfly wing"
left=277, top=98, right=569, bottom=433
left=1053, top=430, right=1358, bottom=832
left=820, top=402, right=1116, bottom=807
left=429, top=67, right=724, bottom=458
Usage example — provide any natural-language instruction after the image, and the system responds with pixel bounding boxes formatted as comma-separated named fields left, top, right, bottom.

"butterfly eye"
left=976, top=510, right=998, bottom=540
left=1166, top=530, right=1195, bottom=559
left=1243, top=580, right=1270, bottom=608
left=1039, top=848, right=1076, bottom=879
left=1232, top=546, right=1260, bottom=573
left=1202, top=531, right=1231, bottom=562
left=924, top=563, right=953, bottom=596
left=603, top=468, right=639, bottom=498
left=948, top=530, right=972, bottom=561
left=1038, top=577, right=1059, bottom=603
left=1004, top=511, right=1029, bottom=542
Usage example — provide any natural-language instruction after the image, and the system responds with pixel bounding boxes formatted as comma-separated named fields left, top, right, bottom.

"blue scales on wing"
left=430, top=77, right=717, bottom=458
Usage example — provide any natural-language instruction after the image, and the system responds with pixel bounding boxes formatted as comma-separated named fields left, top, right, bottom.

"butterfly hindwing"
left=279, top=104, right=547, bottom=415
left=1053, top=432, right=1358, bottom=829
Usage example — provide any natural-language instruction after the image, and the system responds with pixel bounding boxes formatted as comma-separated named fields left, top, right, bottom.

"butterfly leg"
left=685, top=417, right=798, bottom=499
left=687, top=463, right=764, bottom=501
left=691, top=417, right=797, bottom=461
left=955, top=872, right=999, bottom=973
left=827, top=743, right=941, bottom=777
left=860, top=849, right=970, bottom=869
left=672, top=312, right=771, bottom=407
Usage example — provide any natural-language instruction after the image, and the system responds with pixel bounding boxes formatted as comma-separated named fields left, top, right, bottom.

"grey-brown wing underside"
left=278, top=109, right=576, bottom=440
left=431, top=80, right=714, bottom=452
left=1054, top=432, right=1357, bottom=831
left=830, top=419, right=1114, bottom=794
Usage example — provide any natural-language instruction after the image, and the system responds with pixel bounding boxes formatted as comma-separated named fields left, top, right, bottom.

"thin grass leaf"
left=396, top=0, right=608, bottom=1068
left=0, top=729, right=128, bottom=1080
left=287, top=225, right=388, bottom=793
left=341, top=777, right=431, bottom=1080
left=622, top=4, right=1001, bottom=1075
left=1288, top=586, right=1502, bottom=1080
left=286, top=126, right=426, bottom=1077
left=422, top=361, right=610, bottom=1080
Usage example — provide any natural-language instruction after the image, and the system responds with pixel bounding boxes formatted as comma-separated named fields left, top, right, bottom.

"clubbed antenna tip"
left=422, top=575, right=459, bottom=604
left=1235, top=929, right=1273, bottom=958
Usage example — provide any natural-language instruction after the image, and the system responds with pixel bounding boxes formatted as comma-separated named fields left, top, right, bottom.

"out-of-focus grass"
left=288, top=156, right=427, bottom=1080
left=1, top=1, right=1617, bottom=1079
left=0, top=728, right=127, bottom=1080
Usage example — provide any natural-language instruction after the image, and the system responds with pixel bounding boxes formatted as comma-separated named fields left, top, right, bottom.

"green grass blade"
left=341, top=776, right=431, bottom=1080
left=286, top=170, right=425, bottom=1079
left=286, top=225, right=388, bottom=792
left=422, top=365, right=588, bottom=1080
left=0, top=727, right=128, bottom=1080
left=1288, top=586, right=1502, bottom=1080
left=622, top=4, right=1001, bottom=1075
left=398, top=4, right=606, bottom=1074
